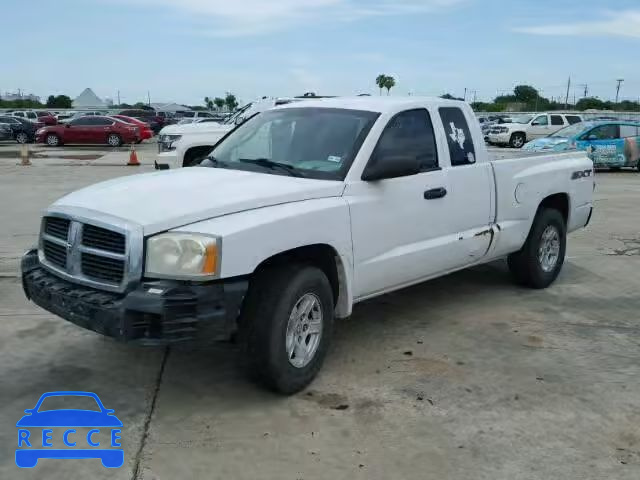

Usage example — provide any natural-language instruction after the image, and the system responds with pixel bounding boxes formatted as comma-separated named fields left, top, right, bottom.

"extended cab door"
left=346, top=108, right=459, bottom=299
left=437, top=106, right=494, bottom=262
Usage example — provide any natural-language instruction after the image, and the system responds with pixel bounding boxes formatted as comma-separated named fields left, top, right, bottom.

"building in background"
left=73, top=88, right=105, bottom=108
left=150, top=102, right=191, bottom=112
left=1, top=91, right=41, bottom=102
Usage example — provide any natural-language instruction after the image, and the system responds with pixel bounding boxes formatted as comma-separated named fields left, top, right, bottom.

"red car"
left=36, top=111, right=58, bottom=126
left=36, top=116, right=139, bottom=147
left=111, top=115, right=153, bottom=141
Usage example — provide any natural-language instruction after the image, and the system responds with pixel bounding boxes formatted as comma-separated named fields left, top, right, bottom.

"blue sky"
left=4, top=0, right=640, bottom=106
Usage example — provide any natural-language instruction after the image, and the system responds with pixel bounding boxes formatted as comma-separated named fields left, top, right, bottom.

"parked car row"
left=0, top=115, right=38, bottom=143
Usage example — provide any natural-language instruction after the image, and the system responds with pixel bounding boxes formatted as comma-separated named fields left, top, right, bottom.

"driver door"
left=64, top=118, right=90, bottom=143
left=528, top=115, right=550, bottom=139
left=346, top=108, right=456, bottom=299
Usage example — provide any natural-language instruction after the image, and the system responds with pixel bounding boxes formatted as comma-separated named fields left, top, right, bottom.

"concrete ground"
left=1, top=155, right=639, bottom=480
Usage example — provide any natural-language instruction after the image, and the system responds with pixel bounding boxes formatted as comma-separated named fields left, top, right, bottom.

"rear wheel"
left=241, top=264, right=334, bottom=394
left=107, top=133, right=122, bottom=147
left=16, top=132, right=29, bottom=144
left=508, top=208, right=566, bottom=289
left=509, top=132, right=526, bottom=148
left=45, top=134, right=60, bottom=147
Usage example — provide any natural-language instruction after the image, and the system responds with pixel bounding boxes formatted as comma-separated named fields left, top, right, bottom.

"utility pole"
left=472, top=90, right=477, bottom=103
left=117, top=90, right=121, bottom=105
left=147, top=90, right=151, bottom=106
left=615, top=79, right=624, bottom=103
left=564, top=76, right=571, bottom=110
left=577, top=84, right=588, bottom=98
left=463, top=87, right=467, bottom=102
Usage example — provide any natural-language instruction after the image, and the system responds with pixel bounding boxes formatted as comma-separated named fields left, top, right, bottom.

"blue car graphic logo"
left=16, top=391, right=123, bottom=468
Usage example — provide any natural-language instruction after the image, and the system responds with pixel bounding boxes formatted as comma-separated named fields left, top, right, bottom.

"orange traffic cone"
left=127, top=143, right=140, bottom=166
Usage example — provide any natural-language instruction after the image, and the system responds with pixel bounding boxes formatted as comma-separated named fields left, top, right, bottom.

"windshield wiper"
left=238, top=158, right=305, bottom=177
left=198, top=156, right=229, bottom=169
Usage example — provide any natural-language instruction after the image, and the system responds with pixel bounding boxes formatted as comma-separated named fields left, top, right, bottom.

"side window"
left=620, top=125, right=639, bottom=138
left=14, top=112, right=25, bottom=118
left=439, top=107, right=475, bottom=166
left=531, top=115, right=548, bottom=126
left=372, top=109, right=439, bottom=171
left=566, top=115, right=582, bottom=125
left=550, top=115, right=564, bottom=126
left=586, top=125, right=619, bottom=140
left=70, top=117, right=92, bottom=126
left=92, top=118, right=113, bottom=126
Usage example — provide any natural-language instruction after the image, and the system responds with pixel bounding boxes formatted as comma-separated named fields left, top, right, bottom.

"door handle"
left=424, top=187, right=447, bottom=200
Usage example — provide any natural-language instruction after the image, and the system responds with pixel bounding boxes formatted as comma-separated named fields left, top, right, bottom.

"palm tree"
left=375, top=74, right=387, bottom=96
left=383, top=76, right=396, bottom=95
left=214, top=97, right=225, bottom=111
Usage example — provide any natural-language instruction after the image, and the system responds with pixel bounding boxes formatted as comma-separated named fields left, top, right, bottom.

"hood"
left=51, top=168, right=345, bottom=235
left=523, top=136, right=571, bottom=151
left=159, top=122, right=230, bottom=135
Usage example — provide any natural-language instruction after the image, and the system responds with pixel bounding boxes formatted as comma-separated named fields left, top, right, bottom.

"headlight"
left=159, top=134, right=181, bottom=151
left=145, top=233, right=219, bottom=279
left=36, top=128, right=46, bottom=134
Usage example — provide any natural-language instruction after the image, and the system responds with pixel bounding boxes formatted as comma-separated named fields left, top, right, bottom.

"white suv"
left=487, top=113, right=583, bottom=148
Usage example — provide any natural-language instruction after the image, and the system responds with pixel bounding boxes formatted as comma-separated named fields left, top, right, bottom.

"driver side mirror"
left=234, top=115, right=245, bottom=126
left=362, top=154, right=421, bottom=181
left=65, top=124, right=71, bottom=128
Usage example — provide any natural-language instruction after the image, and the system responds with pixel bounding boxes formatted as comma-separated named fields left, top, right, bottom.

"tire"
left=637, top=161, right=640, bottom=172
left=15, top=132, right=29, bottom=144
left=107, top=133, right=122, bottom=147
left=507, top=208, right=566, bottom=289
left=240, top=264, right=334, bottom=394
left=45, top=134, right=60, bottom=147
left=509, top=132, right=526, bottom=148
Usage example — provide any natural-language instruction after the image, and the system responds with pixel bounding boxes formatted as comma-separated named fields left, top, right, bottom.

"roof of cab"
left=274, top=96, right=466, bottom=114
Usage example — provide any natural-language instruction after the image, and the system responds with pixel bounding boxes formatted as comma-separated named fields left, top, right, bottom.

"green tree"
left=513, top=85, right=539, bottom=103
left=383, top=76, right=396, bottom=95
left=375, top=74, right=387, bottom=96
left=46, top=95, right=56, bottom=107
left=43, top=95, right=72, bottom=108
left=441, top=93, right=463, bottom=101
left=225, top=93, right=238, bottom=112
left=214, top=97, right=225, bottom=111
left=575, top=97, right=607, bottom=111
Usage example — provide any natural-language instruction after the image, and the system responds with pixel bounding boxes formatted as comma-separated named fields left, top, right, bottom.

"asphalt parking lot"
left=1, top=154, right=639, bottom=479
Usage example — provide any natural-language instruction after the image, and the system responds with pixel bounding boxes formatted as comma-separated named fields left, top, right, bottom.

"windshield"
left=510, top=115, right=533, bottom=124
left=549, top=122, right=592, bottom=138
left=205, top=107, right=379, bottom=180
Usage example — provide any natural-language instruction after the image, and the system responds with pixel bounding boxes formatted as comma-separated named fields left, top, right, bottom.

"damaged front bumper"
left=21, top=249, right=247, bottom=345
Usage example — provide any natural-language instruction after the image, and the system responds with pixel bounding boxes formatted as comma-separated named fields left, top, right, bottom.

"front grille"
left=43, top=240, right=67, bottom=269
left=81, top=252, right=125, bottom=283
left=40, top=215, right=135, bottom=292
left=82, top=224, right=126, bottom=254
left=44, top=217, right=70, bottom=240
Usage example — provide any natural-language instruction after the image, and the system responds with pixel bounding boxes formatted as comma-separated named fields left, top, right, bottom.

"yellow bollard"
left=20, top=144, right=31, bottom=166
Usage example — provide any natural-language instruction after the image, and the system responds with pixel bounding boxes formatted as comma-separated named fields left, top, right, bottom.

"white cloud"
left=120, top=0, right=464, bottom=36
left=514, top=10, right=640, bottom=38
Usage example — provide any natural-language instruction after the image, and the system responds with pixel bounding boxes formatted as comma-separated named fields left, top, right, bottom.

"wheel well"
left=511, top=131, right=525, bottom=138
left=539, top=193, right=569, bottom=223
left=183, top=146, right=214, bottom=167
left=254, top=244, right=343, bottom=307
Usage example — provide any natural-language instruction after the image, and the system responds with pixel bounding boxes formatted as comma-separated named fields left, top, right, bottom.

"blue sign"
left=16, top=391, right=123, bottom=468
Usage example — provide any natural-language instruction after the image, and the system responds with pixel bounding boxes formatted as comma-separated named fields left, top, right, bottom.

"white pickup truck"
left=22, top=97, right=594, bottom=394
left=156, top=98, right=298, bottom=169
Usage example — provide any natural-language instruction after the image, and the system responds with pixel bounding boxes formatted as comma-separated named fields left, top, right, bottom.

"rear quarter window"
left=439, top=107, right=476, bottom=166
left=566, top=115, right=582, bottom=125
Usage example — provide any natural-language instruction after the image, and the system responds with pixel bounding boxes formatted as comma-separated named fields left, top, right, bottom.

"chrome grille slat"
left=81, top=252, right=125, bottom=283
left=43, top=240, right=67, bottom=269
left=43, top=217, right=70, bottom=240
left=82, top=224, right=126, bottom=254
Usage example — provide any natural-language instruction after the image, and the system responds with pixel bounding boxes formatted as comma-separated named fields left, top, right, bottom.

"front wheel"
left=107, top=133, right=122, bottom=147
left=241, top=265, right=334, bottom=394
left=16, top=132, right=29, bottom=144
left=45, top=134, right=60, bottom=147
left=508, top=208, right=567, bottom=289
left=509, top=132, right=526, bottom=148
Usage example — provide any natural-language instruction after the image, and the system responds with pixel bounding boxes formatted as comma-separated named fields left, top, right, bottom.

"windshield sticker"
left=327, top=155, right=342, bottom=163
left=448, top=122, right=466, bottom=149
